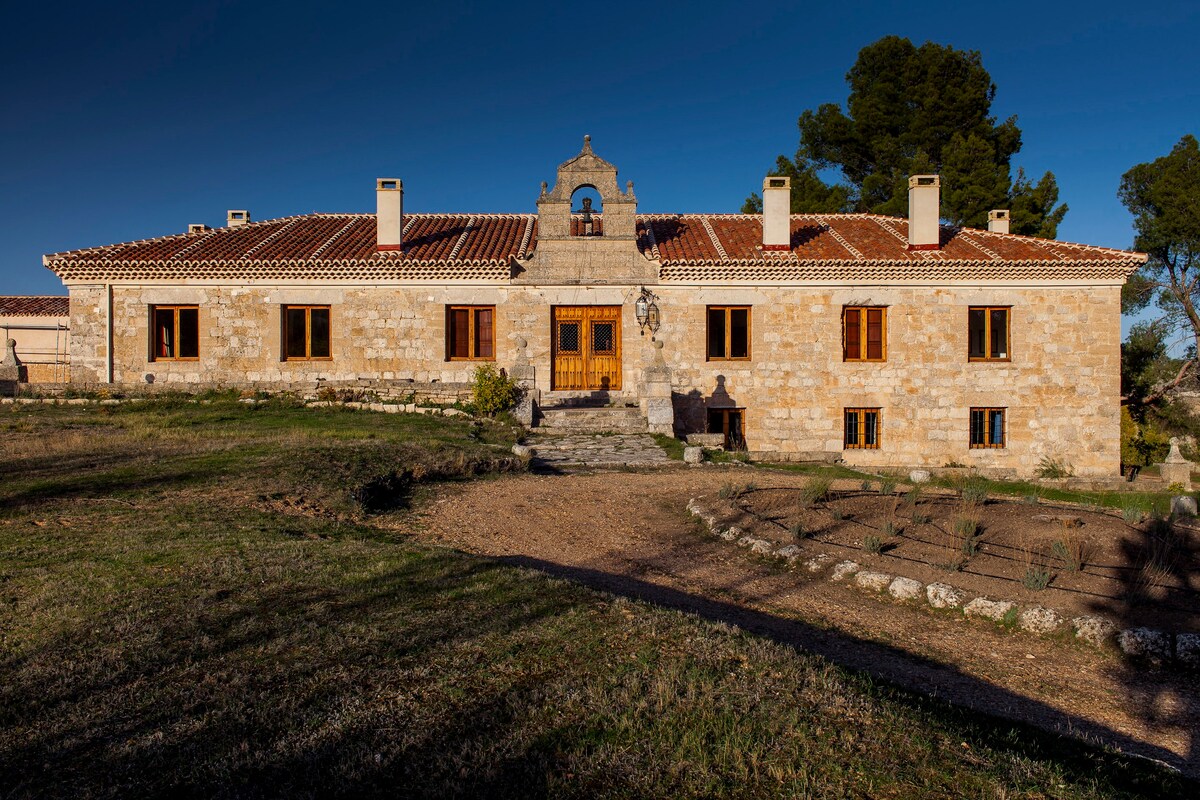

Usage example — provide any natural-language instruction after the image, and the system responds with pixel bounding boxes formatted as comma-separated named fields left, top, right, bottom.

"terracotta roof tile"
left=44, top=211, right=1145, bottom=283
left=0, top=296, right=69, bottom=316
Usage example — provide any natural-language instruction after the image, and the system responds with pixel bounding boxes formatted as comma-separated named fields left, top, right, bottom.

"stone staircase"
left=536, top=405, right=649, bottom=434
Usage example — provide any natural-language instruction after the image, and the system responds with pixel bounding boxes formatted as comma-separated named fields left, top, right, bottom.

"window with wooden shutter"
left=150, top=305, right=200, bottom=361
left=843, top=307, right=886, bottom=362
left=446, top=305, right=496, bottom=361
left=969, top=407, right=1006, bottom=448
left=281, top=305, right=332, bottom=361
left=706, top=306, right=751, bottom=360
left=968, top=307, right=1010, bottom=361
left=844, top=408, right=881, bottom=449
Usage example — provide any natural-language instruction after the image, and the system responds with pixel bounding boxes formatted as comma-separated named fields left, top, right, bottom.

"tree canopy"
left=1119, top=133, right=1200, bottom=397
left=744, top=36, right=1067, bottom=237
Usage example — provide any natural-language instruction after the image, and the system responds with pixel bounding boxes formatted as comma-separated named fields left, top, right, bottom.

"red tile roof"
left=44, top=211, right=1144, bottom=283
left=0, top=295, right=69, bottom=316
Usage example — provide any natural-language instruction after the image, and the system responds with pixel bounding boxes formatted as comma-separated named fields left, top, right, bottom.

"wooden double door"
left=552, top=306, right=622, bottom=390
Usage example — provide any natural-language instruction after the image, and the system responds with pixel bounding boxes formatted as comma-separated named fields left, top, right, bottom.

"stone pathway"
left=528, top=433, right=676, bottom=469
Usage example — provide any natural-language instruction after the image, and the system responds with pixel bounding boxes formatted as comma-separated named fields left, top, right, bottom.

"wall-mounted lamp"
left=635, top=287, right=661, bottom=338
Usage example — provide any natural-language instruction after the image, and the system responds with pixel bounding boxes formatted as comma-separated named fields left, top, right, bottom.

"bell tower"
left=520, top=136, right=656, bottom=285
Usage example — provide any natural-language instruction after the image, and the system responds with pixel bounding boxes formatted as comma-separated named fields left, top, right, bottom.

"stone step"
left=538, top=406, right=649, bottom=434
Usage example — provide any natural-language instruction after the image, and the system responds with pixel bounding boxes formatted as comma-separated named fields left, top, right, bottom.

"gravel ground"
left=406, top=466, right=1200, bottom=778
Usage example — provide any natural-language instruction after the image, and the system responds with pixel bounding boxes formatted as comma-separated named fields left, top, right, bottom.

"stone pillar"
left=1158, top=437, right=1194, bottom=491
left=0, top=339, right=27, bottom=397
left=510, top=337, right=537, bottom=427
left=642, top=340, right=674, bottom=436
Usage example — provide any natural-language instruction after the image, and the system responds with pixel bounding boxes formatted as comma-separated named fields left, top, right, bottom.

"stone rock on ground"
left=1176, top=633, right=1200, bottom=667
left=737, top=536, right=774, bottom=555
left=909, top=469, right=931, bottom=484
left=926, top=583, right=967, bottom=609
left=854, top=571, right=893, bottom=592
left=888, top=576, right=924, bottom=601
left=720, top=526, right=742, bottom=542
left=775, top=544, right=803, bottom=561
left=1072, top=616, right=1118, bottom=648
left=1171, top=495, right=1197, bottom=517
left=964, top=598, right=1015, bottom=622
left=804, top=554, right=831, bottom=573
left=512, top=444, right=533, bottom=458
left=830, top=561, right=861, bottom=581
left=1019, top=606, right=1064, bottom=634
left=1118, top=627, right=1171, bottom=660
left=683, top=446, right=704, bottom=464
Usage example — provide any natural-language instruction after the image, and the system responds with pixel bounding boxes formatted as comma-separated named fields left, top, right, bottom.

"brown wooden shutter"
left=475, top=308, right=494, bottom=358
left=452, top=309, right=470, bottom=358
left=865, top=308, right=883, bottom=360
left=844, top=309, right=860, bottom=360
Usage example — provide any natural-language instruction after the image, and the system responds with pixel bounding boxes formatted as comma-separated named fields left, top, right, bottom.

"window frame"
left=707, top=407, right=747, bottom=450
left=706, top=305, right=752, bottom=362
left=968, top=306, right=1011, bottom=362
left=842, top=306, right=887, bottom=362
left=843, top=407, right=881, bottom=450
left=149, top=304, right=200, bottom=362
left=969, top=407, right=1007, bottom=449
left=281, top=305, right=332, bottom=362
left=445, top=305, right=496, bottom=361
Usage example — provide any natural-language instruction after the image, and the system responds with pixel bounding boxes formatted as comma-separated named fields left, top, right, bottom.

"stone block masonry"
left=65, top=280, right=1122, bottom=477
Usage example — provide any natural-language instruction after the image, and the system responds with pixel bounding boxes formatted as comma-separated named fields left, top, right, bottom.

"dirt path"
left=406, top=466, right=1199, bottom=777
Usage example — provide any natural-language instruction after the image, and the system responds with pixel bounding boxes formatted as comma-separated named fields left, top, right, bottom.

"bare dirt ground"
left=405, top=466, right=1200, bottom=778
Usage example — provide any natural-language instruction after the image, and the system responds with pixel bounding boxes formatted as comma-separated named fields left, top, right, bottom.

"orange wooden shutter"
left=844, top=309, right=860, bottom=360
left=865, top=308, right=883, bottom=360
left=475, top=308, right=494, bottom=358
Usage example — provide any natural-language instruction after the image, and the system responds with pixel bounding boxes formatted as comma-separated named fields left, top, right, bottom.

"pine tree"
left=745, top=36, right=1067, bottom=237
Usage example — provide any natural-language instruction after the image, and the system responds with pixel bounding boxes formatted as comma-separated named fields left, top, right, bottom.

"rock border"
left=1, top=396, right=472, bottom=418
left=687, top=496, right=1196, bottom=669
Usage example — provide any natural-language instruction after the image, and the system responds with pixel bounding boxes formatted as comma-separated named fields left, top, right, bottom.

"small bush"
left=1051, top=534, right=1091, bottom=573
left=1022, top=568, right=1052, bottom=591
left=800, top=476, right=833, bottom=509
left=959, top=478, right=990, bottom=505
left=789, top=521, right=810, bottom=540
left=863, top=534, right=883, bottom=554
left=878, top=477, right=897, bottom=496
left=910, top=511, right=931, bottom=525
left=1021, top=493, right=1041, bottom=506
left=718, top=482, right=742, bottom=501
left=471, top=364, right=521, bottom=417
left=831, top=508, right=846, bottom=522
left=903, top=485, right=923, bottom=507
left=882, top=521, right=899, bottom=538
left=1121, top=504, right=1143, bottom=524
left=860, top=480, right=873, bottom=492
left=1036, top=456, right=1074, bottom=480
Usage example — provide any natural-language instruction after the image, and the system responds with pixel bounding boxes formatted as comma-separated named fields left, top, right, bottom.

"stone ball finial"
left=516, top=336, right=528, bottom=349
left=1166, top=437, right=1187, bottom=464
left=653, top=339, right=664, bottom=350
left=584, top=134, right=591, bottom=144
left=5, top=339, right=14, bottom=349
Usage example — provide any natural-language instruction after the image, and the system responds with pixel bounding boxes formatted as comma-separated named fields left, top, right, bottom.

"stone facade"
left=47, top=138, right=1140, bottom=478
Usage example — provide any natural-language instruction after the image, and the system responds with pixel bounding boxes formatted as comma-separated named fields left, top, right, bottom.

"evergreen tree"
left=1120, top=134, right=1200, bottom=398
left=745, top=36, right=1066, bottom=236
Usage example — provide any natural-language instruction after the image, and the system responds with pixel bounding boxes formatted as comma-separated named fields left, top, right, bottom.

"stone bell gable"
left=519, top=136, right=656, bottom=286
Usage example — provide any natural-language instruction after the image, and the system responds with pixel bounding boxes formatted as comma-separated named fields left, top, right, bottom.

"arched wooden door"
left=552, top=306, right=622, bottom=390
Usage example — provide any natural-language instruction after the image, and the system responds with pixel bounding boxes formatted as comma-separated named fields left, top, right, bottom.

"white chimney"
left=761, top=176, right=791, bottom=251
left=988, top=209, right=1011, bottom=234
left=376, top=178, right=403, bottom=251
left=907, top=175, right=941, bottom=250
left=227, top=210, right=250, bottom=228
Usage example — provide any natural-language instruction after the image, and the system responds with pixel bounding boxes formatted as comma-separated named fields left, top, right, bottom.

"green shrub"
left=959, top=477, right=990, bottom=505
left=878, top=477, right=897, bottom=496
left=471, top=365, right=521, bottom=417
left=1022, top=568, right=1052, bottom=591
left=800, top=476, right=833, bottom=509
left=863, top=534, right=883, bottom=554
left=1121, top=406, right=1170, bottom=469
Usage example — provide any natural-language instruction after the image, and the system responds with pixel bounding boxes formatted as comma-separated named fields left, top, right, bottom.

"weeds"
left=1018, top=535, right=1054, bottom=591
left=719, top=482, right=755, bottom=502
left=863, top=534, right=883, bottom=554
left=1022, top=568, right=1053, bottom=591
left=1051, top=525, right=1092, bottom=573
left=860, top=480, right=874, bottom=492
left=882, top=521, right=899, bottom=538
left=831, top=508, right=846, bottom=522
left=799, top=475, right=833, bottom=509
left=954, top=514, right=983, bottom=558
left=878, top=476, right=897, bottom=496
left=1021, top=493, right=1040, bottom=506
left=903, top=485, right=923, bottom=508
left=910, top=510, right=931, bottom=526
left=959, top=478, right=990, bottom=505
left=1036, top=456, right=1074, bottom=480
left=789, top=521, right=811, bottom=541
left=1121, top=504, right=1143, bottom=524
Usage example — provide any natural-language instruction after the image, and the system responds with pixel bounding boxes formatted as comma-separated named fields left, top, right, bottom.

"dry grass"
left=0, top=399, right=1187, bottom=798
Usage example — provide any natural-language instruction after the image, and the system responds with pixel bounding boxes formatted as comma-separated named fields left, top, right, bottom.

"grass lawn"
left=0, top=398, right=1189, bottom=798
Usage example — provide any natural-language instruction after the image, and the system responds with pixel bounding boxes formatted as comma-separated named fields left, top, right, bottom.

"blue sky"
left=3, top=0, right=1198, bottom=326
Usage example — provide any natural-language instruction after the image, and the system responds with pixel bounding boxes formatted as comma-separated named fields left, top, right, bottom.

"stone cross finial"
left=1166, top=437, right=1188, bottom=464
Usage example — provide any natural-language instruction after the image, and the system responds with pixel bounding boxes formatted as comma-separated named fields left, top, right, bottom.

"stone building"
left=43, top=138, right=1145, bottom=476
left=0, top=296, right=70, bottom=383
